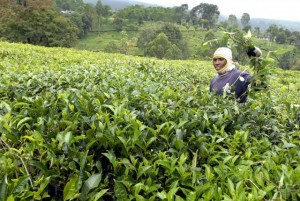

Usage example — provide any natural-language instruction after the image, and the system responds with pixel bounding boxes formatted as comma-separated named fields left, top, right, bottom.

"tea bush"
left=0, top=42, right=299, bottom=200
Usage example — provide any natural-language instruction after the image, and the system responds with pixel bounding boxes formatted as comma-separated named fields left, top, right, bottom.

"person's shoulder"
left=233, top=69, right=252, bottom=81
left=241, top=70, right=252, bottom=78
left=210, top=74, right=218, bottom=83
left=232, top=68, right=243, bottom=73
left=233, top=68, right=251, bottom=76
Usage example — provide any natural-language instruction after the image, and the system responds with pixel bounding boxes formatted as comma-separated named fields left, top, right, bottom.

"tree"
left=174, top=4, right=189, bottom=25
left=227, top=14, right=239, bottom=30
left=103, top=5, right=111, bottom=17
left=253, top=27, right=260, bottom=37
left=63, top=12, right=85, bottom=38
left=0, top=0, right=79, bottom=47
left=190, top=3, right=220, bottom=29
left=55, top=0, right=85, bottom=12
left=147, top=7, right=176, bottom=22
left=266, top=24, right=279, bottom=42
left=119, top=31, right=133, bottom=54
left=160, top=23, right=182, bottom=46
left=113, top=16, right=124, bottom=32
left=165, top=44, right=183, bottom=60
left=218, top=20, right=229, bottom=30
left=82, top=3, right=95, bottom=34
left=289, top=31, right=300, bottom=47
left=145, top=33, right=171, bottom=59
left=295, top=32, right=300, bottom=49
left=137, top=22, right=187, bottom=59
left=94, top=1, right=111, bottom=33
left=117, top=6, right=176, bottom=23
left=104, top=41, right=119, bottom=53
left=59, top=2, right=95, bottom=38
left=279, top=49, right=296, bottom=69
left=276, top=32, right=287, bottom=44
left=95, top=0, right=102, bottom=33
left=240, top=13, right=250, bottom=28
left=137, top=22, right=162, bottom=49
left=117, top=5, right=146, bottom=23
left=0, top=0, right=12, bottom=31
left=177, top=39, right=190, bottom=59
left=12, top=0, right=53, bottom=8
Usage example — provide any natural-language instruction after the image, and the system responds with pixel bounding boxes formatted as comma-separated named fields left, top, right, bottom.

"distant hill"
left=83, top=0, right=159, bottom=10
left=220, top=15, right=300, bottom=32
left=250, top=18, right=300, bottom=32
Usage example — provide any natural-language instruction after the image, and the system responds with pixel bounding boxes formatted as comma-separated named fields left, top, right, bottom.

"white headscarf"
left=213, top=47, right=235, bottom=74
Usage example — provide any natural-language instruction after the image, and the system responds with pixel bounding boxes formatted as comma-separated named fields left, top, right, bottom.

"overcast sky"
left=135, top=0, right=299, bottom=21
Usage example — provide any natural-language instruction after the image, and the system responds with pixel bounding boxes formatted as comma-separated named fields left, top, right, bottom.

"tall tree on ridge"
left=228, top=14, right=239, bottom=30
left=95, top=0, right=103, bottom=34
left=190, top=3, right=220, bottom=29
left=174, top=4, right=189, bottom=25
left=241, top=13, right=250, bottom=29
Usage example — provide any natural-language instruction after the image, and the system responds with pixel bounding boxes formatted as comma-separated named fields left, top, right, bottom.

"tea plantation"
left=0, top=41, right=299, bottom=200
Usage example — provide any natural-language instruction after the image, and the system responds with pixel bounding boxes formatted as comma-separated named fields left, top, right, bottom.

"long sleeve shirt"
left=210, top=68, right=252, bottom=103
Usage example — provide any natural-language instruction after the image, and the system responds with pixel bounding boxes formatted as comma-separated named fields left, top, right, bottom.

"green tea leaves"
left=0, top=41, right=299, bottom=200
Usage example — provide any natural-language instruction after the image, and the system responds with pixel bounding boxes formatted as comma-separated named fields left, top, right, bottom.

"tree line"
left=1, top=0, right=299, bottom=46
left=0, top=0, right=299, bottom=69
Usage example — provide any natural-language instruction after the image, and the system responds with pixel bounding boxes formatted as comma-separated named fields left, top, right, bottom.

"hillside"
left=0, top=41, right=300, bottom=200
left=74, top=22, right=297, bottom=69
left=82, top=0, right=300, bottom=31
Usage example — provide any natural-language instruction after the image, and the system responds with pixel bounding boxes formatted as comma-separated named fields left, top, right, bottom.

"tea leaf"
left=17, top=117, right=32, bottom=130
left=114, top=180, right=128, bottom=201
left=227, top=178, right=235, bottom=196
left=0, top=176, right=8, bottom=201
left=7, top=195, right=14, bottom=201
left=11, top=176, right=29, bottom=194
left=80, top=174, right=101, bottom=201
left=64, top=176, right=79, bottom=201
left=93, top=189, right=108, bottom=201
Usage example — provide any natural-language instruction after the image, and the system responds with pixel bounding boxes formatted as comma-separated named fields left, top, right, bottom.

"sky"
left=135, top=0, right=299, bottom=22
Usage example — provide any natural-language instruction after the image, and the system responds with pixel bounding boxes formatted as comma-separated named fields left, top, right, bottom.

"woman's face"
left=213, top=57, right=227, bottom=71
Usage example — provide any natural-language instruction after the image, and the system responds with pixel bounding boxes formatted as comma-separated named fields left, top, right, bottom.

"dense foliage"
left=0, top=0, right=79, bottom=47
left=116, top=5, right=177, bottom=24
left=137, top=23, right=188, bottom=59
left=0, top=42, right=299, bottom=200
